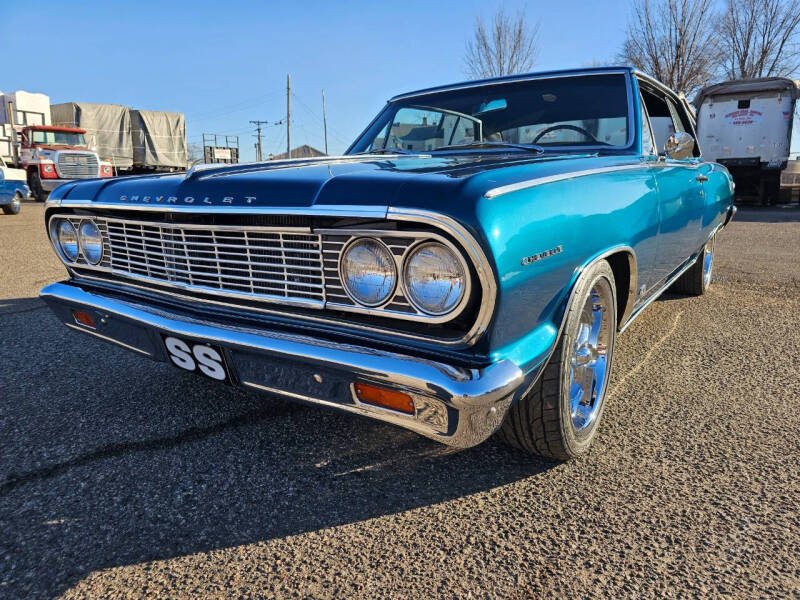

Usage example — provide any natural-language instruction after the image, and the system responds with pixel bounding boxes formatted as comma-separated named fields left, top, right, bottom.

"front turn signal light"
left=354, top=383, right=414, bottom=414
left=72, top=310, right=96, bottom=329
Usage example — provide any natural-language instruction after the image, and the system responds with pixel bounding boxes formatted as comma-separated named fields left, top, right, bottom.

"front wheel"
left=498, top=260, right=618, bottom=460
left=2, top=192, right=22, bottom=215
left=29, top=172, right=48, bottom=202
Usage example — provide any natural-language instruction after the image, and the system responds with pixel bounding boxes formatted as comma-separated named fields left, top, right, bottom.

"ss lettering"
left=164, top=336, right=227, bottom=381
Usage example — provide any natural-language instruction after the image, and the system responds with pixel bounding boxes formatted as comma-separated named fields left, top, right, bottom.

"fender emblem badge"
left=521, top=245, right=562, bottom=266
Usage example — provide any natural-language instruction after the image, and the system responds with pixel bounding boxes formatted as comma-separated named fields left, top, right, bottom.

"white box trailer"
left=0, top=90, right=52, bottom=164
left=694, top=77, right=800, bottom=205
left=0, top=90, right=51, bottom=128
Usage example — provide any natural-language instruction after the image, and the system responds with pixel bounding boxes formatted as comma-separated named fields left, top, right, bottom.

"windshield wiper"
left=355, top=148, right=414, bottom=155
left=434, top=141, right=545, bottom=154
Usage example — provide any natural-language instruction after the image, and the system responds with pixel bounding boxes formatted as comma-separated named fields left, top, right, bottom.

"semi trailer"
left=694, top=77, right=800, bottom=205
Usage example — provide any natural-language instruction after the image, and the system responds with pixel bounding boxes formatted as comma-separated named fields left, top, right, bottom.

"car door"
left=641, top=86, right=708, bottom=287
left=0, top=162, right=8, bottom=204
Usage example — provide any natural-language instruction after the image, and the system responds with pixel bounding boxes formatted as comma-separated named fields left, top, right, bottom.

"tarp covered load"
left=51, top=102, right=133, bottom=168
left=131, top=109, right=187, bottom=169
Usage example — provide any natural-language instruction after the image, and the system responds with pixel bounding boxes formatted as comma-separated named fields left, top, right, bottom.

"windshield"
left=350, top=73, right=630, bottom=153
left=30, top=130, right=87, bottom=147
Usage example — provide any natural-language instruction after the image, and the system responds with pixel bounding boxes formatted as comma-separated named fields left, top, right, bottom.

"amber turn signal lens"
left=354, top=383, right=414, bottom=414
left=72, top=310, right=96, bottom=329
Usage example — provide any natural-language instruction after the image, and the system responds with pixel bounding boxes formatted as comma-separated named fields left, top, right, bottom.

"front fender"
left=474, top=167, right=655, bottom=374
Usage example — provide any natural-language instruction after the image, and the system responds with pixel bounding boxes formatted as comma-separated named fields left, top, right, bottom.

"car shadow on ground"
left=0, top=297, right=556, bottom=597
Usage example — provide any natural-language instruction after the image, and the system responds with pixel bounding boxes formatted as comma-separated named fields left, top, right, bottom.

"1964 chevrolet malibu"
left=40, top=67, right=735, bottom=459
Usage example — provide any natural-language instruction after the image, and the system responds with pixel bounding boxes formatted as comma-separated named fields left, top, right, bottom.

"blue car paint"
left=0, top=177, right=30, bottom=207
left=45, top=67, right=734, bottom=379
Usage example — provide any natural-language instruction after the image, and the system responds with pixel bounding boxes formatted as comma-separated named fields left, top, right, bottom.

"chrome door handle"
left=696, top=174, right=709, bottom=182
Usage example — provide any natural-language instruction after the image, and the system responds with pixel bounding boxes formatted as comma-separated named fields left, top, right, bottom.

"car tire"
left=30, top=172, right=48, bottom=202
left=498, top=260, right=617, bottom=460
left=2, top=192, right=22, bottom=215
left=671, top=234, right=715, bottom=296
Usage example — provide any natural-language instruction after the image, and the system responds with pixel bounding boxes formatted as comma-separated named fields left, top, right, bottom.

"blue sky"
left=3, top=1, right=633, bottom=160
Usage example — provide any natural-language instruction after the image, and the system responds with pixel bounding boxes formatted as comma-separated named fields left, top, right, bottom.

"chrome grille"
left=56, top=152, right=99, bottom=179
left=100, top=218, right=325, bottom=304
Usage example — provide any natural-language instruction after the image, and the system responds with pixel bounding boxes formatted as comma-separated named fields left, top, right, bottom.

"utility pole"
left=249, top=120, right=269, bottom=162
left=322, top=90, right=328, bottom=155
left=286, top=74, right=292, bottom=159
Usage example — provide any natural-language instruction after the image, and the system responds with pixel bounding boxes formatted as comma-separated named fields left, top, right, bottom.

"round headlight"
left=79, top=220, right=103, bottom=265
left=403, top=242, right=466, bottom=315
left=340, top=238, right=397, bottom=306
left=56, top=220, right=79, bottom=261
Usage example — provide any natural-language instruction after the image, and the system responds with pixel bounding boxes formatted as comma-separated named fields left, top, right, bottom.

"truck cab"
left=20, top=125, right=113, bottom=201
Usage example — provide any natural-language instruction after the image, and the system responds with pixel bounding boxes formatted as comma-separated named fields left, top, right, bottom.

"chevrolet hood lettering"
left=54, top=153, right=621, bottom=211
left=120, top=194, right=256, bottom=205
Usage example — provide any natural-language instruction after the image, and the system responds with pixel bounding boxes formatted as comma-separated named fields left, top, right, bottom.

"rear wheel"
left=2, top=192, right=21, bottom=215
left=499, top=260, right=617, bottom=460
left=671, top=234, right=715, bottom=296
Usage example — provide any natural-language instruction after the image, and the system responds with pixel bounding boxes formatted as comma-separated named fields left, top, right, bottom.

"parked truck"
left=0, top=91, right=112, bottom=201
left=694, top=77, right=800, bottom=205
left=51, top=102, right=188, bottom=174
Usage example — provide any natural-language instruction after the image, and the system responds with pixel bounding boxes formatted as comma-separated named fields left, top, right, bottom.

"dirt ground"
left=1, top=203, right=798, bottom=599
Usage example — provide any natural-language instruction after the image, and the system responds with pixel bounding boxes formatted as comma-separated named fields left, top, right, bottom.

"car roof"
left=388, top=66, right=679, bottom=102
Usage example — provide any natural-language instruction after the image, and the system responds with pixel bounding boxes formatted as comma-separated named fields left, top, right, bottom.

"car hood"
left=52, top=152, right=640, bottom=214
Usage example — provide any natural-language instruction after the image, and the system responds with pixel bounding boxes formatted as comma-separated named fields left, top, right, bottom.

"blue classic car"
left=0, top=156, right=30, bottom=215
left=40, top=67, right=734, bottom=459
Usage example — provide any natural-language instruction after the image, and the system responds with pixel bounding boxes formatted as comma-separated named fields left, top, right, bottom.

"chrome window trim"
left=47, top=205, right=497, bottom=346
left=389, top=69, right=632, bottom=102
left=483, top=163, right=649, bottom=198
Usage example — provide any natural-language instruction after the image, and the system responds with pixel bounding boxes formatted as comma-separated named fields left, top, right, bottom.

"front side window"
left=640, top=88, right=700, bottom=158
left=350, top=74, right=631, bottom=153
left=30, top=130, right=87, bottom=146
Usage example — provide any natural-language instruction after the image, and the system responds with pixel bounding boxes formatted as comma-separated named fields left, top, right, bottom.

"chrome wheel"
left=703, top=237, right=715, bottom=288
left=568, top=282, right=613, bottom=431
left=11, top=195, right=20, bottom=212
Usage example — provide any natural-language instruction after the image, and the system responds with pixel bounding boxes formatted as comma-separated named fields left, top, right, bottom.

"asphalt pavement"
left=1, top=203, right=798, bottom=599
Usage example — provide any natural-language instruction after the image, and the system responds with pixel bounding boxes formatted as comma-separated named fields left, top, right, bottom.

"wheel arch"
left=562, top=246, right=638, bottom=335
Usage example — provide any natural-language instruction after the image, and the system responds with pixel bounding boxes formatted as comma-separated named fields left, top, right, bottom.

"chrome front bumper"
left=40, top=281, right=527, bottom=448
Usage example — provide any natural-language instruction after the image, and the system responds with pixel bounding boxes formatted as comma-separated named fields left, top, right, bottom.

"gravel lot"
left=1, top=203, right=798, bottom=599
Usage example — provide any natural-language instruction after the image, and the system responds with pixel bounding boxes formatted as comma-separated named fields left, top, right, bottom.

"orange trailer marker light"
left=354, top=383, right=415, bottom=414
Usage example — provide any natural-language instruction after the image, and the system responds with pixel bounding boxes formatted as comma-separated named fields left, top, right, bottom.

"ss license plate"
left=162, top=335, right=232, bottom=383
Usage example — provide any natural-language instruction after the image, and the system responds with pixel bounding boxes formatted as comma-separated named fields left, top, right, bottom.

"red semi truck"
left=17, top=124, right=113, bottom=201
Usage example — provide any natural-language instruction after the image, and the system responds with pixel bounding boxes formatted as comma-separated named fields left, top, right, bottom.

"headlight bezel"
left=401, top=240, right=468, bottom=316
left=55, top=218, right=80, bottom=262
left=338, top=236, right=398, bottom=308
left=333, top=231, right=472, bottom=322
left=78, top=219, right=104, bottom=265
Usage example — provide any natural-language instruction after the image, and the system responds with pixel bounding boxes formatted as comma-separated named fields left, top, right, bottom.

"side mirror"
left=664, top=131, right=695, bottom=160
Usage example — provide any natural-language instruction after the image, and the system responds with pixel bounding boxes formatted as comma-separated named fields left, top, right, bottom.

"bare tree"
left=720, top=0, right=800, bottom=79
left=187, top=142, right=204, bottom=165
left=621, top=0, right=720, bottom=94
left=463, top=8, right=539, bottom=79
